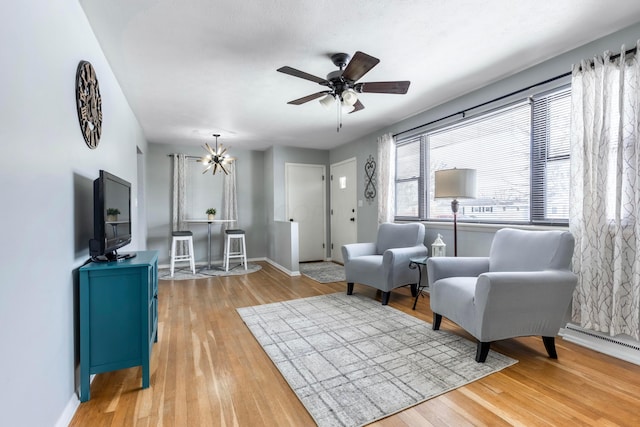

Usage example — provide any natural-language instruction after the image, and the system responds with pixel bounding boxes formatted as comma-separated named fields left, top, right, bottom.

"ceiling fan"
left=277, top=51, right=410, bottom=130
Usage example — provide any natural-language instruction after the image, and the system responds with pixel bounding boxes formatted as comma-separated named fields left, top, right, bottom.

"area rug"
left=158, top=263, right=262, bottom=280
left=237, top=293, right=517, bottom=427
left=300, top=261, right=345, bottom=283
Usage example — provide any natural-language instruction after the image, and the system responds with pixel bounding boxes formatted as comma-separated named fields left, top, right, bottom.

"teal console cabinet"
left=79, top=250, right=158, bottom=402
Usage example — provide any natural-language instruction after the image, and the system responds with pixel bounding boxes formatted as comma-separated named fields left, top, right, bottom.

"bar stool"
left=223, top=229, right=247, bottom=272
left=170, top=230, right=195, bottom=277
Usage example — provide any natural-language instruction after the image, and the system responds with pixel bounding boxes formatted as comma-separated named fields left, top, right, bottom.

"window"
left=395, top=86, right=571, bottom=224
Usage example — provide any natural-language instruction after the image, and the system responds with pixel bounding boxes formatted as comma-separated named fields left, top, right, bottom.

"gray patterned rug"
left=237, top=293, right=517, bottom=427
left=300, top=261, right=345, bottom=283
left=158, top=263, right=262, bottom=280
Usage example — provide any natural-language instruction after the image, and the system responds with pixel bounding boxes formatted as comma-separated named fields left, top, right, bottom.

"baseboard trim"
left=560, top=324, right=640, bottom=366
left=265, top=258, right=300, bottom=276
left=55, top=394, right=80, bottom=427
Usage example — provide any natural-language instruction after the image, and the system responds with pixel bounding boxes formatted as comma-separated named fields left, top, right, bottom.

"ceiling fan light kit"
left=319, top=94, right=336, bottom=109
left=277, top=51, right=410, bottom=132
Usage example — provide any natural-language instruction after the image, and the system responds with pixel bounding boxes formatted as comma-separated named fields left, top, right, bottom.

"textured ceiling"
left=79, top=0, right=640, bottom=151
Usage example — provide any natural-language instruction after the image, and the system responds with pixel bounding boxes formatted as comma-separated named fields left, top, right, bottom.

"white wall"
left=0, top=1, right=148, bottom=425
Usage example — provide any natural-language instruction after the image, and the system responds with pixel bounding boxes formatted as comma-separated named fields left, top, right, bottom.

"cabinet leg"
left=142, top=363, right=150, bottom=389
left=80, top=373, right=90, bottom=402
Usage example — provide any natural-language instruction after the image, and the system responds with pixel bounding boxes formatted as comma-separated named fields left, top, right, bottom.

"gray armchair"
left=427, top=228, right=577, bottom=362
left=343, top=222, right=428, bottom=305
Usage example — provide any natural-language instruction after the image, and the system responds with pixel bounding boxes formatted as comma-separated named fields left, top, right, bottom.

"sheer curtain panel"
left=377, top=133, right=395, bottom=225
left=569, top=42, right=640, bottom=340
left=171, top=154, right=188, bottom=254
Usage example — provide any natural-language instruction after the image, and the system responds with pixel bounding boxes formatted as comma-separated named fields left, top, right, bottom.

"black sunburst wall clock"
left=75, top=60, right=102, bottom=149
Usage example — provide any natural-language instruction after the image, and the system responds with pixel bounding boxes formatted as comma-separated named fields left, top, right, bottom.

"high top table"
left=185, top=219, right=236, bottom=269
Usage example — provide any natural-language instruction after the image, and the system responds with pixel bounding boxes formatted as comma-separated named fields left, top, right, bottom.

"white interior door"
left=330, top=158, right=357, bottom=263
left=285, top=163, right=326, bottom=262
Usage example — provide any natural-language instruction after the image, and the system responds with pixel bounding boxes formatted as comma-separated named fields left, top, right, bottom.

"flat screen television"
left=89, top=170, right=135, bottom=261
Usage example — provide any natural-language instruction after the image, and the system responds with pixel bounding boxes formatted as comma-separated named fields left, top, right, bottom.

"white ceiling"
left=79, top=0, right=640, bottom=151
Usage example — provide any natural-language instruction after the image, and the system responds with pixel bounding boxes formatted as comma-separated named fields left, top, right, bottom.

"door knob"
left=289, top=218, right=294, bottom=222
left=350, top=217, right=355, bottom=222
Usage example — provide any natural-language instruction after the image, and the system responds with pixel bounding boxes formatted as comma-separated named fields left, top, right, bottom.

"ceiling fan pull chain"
left=337, top=96, right=341, bottom=132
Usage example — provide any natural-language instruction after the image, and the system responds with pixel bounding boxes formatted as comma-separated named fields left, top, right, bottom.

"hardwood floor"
left=69, top=262, right=640, bottom=426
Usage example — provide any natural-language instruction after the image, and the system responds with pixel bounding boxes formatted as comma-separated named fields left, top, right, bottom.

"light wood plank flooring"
left=69, top=261, right=640, bottom=426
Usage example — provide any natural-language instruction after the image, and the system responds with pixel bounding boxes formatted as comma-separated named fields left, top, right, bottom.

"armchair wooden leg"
left=476, top=342, right=491, bottom=363
left=542, top=336, right=558, bottom=359
left=410, top=283, right=418, bottom=297
left=432, top=313, right=442, bottom=330
left=381, top=291, right=390, bottom=305
left=347, top=282, right=354, bottom=295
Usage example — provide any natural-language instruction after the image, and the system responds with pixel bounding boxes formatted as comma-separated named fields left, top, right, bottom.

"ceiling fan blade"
left=342, top=51, right=380, bottom=82
left=277, top=66, right=329, bottom=85
left=357, top=81, right=411, bottom=94
left=349, top=99, right=365, bottom=114
left=287, top=91, right=331, bottom=105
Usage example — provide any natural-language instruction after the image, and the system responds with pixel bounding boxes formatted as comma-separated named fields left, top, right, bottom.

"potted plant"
left=206, top=208, right=217, bottom=220
left=106, top=208, right=120, bottom=222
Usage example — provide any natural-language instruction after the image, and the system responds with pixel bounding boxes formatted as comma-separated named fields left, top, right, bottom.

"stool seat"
left=223, top=229, right=247, bottom=271
left=225, top=229, right=245, bottom=235
left=170, top=230, right=195, bottom=277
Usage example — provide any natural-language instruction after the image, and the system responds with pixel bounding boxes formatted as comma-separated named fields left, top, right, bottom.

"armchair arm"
left=382, top=245, right=429, bottom=267
left=342, top=242, right=376, bottom=263
left=473, top=270, right=578, bottom=340
left=427, top=257, right=490, bottom=286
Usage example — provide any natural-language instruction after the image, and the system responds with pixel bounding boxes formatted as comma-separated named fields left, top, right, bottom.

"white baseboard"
left=55, top=394, right=80, bottom=427
left=560, top=324, right=640, bottom=366
left=265, top=258, right=300, bottom=276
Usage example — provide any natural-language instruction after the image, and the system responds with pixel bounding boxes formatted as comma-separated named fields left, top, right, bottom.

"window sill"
left=397, top=220, right=569, bottom=233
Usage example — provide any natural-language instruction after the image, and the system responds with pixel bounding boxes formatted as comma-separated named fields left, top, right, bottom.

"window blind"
left=428, top=102, right=531, bottom=222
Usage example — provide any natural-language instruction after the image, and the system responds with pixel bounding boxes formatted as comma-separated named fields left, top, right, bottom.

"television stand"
left=79, top=250, right=158, bottom=401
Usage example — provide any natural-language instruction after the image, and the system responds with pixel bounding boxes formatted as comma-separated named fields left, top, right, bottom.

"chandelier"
left=200, top=134, right=234, bottom=175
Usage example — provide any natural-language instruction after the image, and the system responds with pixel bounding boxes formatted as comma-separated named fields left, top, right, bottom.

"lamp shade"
left=319, top=94, right=335, bottom=109
left=434, top=168, right=477, bottom=199
left=341, top=89, right=358, bottom=106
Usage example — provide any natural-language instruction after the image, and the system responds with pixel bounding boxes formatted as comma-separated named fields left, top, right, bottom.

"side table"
left=409, top=256, right=429, bottom=310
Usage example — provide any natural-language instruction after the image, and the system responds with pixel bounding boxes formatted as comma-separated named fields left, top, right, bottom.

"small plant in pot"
left=106, top=208, right=121, bottom=222
left=206, top=208, right=217, bottom=220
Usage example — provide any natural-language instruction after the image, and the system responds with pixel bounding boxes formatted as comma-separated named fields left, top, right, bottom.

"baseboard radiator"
left=560, top=323, right=640, bottom=366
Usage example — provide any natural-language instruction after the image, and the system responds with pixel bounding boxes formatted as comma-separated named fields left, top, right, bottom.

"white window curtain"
left=171, top=153, right=188, bottom=254
left=569, top=42, right=640, bottom=340
left=377, top=133, right=396, bottom=225
left=222, top=161, right=238, bottom=231
left=221, top=161, right=239, bottom=255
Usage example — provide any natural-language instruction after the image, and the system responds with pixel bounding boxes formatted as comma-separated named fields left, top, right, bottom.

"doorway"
left=285, top=163, right=326, bottom=262
left=330, top=158, right=357, bottom=263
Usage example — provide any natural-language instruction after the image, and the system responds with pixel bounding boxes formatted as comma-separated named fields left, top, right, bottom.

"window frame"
left=394, top=85, right=571, bottom=226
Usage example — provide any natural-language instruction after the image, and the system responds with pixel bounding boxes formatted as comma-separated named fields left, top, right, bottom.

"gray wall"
left=146, top=143, right=266, bottom=266
left=0, top=1, right=149, bottom=426
left=329, top=21, right=640, bottom=255
left=266, top=145, right=331, bottom=261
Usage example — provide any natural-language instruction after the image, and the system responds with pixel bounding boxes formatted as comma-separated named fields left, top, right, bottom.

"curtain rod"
left=166, top=154, right=202, bottom=160
left=394, top=44, right=638, bottom=139
left=393, top=71, right=571, bottom=138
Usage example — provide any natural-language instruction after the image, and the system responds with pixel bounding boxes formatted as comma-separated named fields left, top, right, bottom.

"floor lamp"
left=434, top=168, right=477, bottom=256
